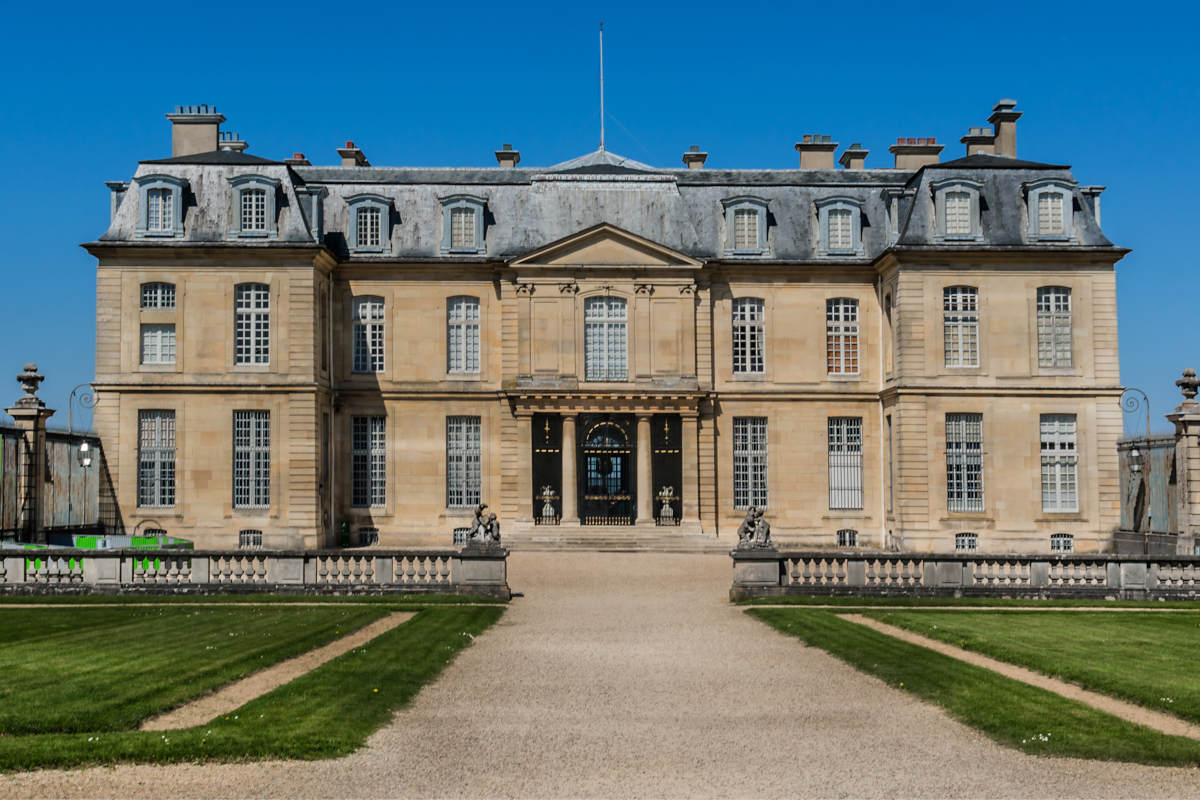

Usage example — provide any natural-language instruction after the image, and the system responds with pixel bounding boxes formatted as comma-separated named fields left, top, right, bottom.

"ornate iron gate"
left=579, top=414, right=633, bottom=525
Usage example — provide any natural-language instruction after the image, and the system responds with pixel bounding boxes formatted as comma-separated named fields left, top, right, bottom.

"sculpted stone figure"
left=466, top=503, right=502, bottom=547
left=736, top=507, right=758, bottom=546
left=736, top=506, right=775, bottom=550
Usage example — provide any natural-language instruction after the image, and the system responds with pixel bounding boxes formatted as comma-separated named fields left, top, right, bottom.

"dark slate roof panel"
left=140, top=150, right=282, bottom=166
left=932, top=154, right=1069, bottom=170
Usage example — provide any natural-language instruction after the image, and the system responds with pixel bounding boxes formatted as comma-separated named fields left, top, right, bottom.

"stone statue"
left=736, top=506, right=775, bottom=550
left=657, top=485, right=675, bottom=523
left=538, top=485, right=558, bottom=524
left=465, top=503, right=502, bottom=548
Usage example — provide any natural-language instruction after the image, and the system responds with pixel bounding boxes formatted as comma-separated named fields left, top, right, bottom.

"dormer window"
left=932, top=178, right=983, bottom=241
left=227, top=175, right=280, bottom=239
left=133, top=174, right=187, bottom=238
left=347, top=194, right=391, bottom=253
left=440, top=195, right=486, bottom=254
left=816, top=197, right=864, bottom=255
left=721, top=197, right=768, bottom=256
left=1026, top=179, right=1075, bottom=241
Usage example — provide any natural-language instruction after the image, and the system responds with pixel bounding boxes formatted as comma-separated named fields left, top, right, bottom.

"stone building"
left=87, top=100, right=1126, bottom=552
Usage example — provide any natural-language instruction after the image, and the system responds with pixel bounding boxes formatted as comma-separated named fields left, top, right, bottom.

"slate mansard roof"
left=96, top=145, right=1117, bottom=260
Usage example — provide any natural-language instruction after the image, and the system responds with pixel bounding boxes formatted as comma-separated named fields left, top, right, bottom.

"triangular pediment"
left=508, top=223, right=702, bottom=268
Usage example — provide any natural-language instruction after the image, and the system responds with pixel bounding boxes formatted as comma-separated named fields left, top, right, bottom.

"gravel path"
left=4, top=552, right=1200, bottom=799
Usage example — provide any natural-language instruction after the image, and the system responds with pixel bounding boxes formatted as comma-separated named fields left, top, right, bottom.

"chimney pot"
left=495, top=144, right=521, bottom=167
left=284, top=152, right=312, bottom=166
left=794, top=134, right=839, bottom=169
left=961, top=125, right=995, bottom=156
left=987, top=98, right=1022, bottom=157
left=336, top=141, right=370, bottom=167
left=889, top=137, right=944, bottom=169
left=164, top=103, right=225, bottom=157
left=838, top=143, right=869, bottom=170
left=682, top=146, right=708, bottom=169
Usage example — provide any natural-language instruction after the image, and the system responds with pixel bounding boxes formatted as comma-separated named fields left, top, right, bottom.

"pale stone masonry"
left=87, top=100, right=1127, bottom=552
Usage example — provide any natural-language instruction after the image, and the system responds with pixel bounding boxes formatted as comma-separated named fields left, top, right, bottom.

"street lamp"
left=1121, top=387, right=1152, bottom=554
left=67, top=382, right=97, bottom=435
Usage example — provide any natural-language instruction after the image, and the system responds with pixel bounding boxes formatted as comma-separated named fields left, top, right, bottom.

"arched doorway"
left=580, top=416, right=633, bottom=525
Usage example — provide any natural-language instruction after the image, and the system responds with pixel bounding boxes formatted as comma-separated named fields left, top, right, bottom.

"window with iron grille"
left=233, top=410, right=270, bottom=509
left=943, top=286, right=979, bottom=368
left=140, top=324, right=176, bottom=364
left=137, top=410, right=175, bottom=507
left=351, top=416, right=386, bottom=508
left=584, top=296, right=628, bottom=381
left=827, top=208, right=853, bottom=251
left=140, top=282, right=176, bottom=309
left=733, top=208, right=758, bottom=251
left=945, top=191, right=972, bottom=236
left=1038, top=192, right=1065, bottom=236
left=451, top=207, right=476, bottom=250
left=238, top=529, right=263, bottom=549
left=352, top=296, right=385, bottom=373
left=356, top=205, right=382, bottom=248
left=241, top=188, right=267, bottom=232
left=946, top=413, right=984, bottom=512
left=447, top=296, right=481, bottom=374
left=358, top=527, right=380, bottom=546
left=731, top=298, right=764, bottom=375
left=837, top=528, right=858, bottom=547
left=1041, top=414, right=1078, bottom=512
left=733, top=417, right=768, bottom=509
left=826, top=299, right=859, bottom=374
left=146, top=188, right=174, bottom=233
left=1037, top=287, right=1072, bottom=368
left=446, top=416, right=481, bottom=508
left=234, top=283, right=270, bottom=365
left=1050, top=532, right=1074, bottom=552
left=828, top=417, right=863, bottom=510
left=955, top=532, right=978, bottom=552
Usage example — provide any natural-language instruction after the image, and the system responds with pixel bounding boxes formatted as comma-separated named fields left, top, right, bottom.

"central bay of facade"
left=90, top=101, right=1123, bottom=552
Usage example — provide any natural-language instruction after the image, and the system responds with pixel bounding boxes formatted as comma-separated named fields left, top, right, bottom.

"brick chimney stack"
left=165, top=104, right=225, bottom=157
left=889, top=137, right=943, bottom=169
left=337, top=141, right=370, bottom=167
left=284, top=152, right=311, bottom=166
left=794, top=134, right=838, bottom=169
left=838, top=143, right=869, bottom=170
left=495, top=144, right=521, bottom=167
left=682, top=145, right=708, bottom=169
left=988, top=99, right=1021, bottom=158
left=960, top=126, right=995, bottom=156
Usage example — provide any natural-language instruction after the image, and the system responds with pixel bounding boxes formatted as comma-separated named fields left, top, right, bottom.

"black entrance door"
left=579, top=414, right=634, bottom=525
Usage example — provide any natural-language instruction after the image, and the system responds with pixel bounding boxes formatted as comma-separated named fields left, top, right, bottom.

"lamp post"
left=1121, top=387, right=1152, bottom=554
left=67, top=382, right=97, bottom=435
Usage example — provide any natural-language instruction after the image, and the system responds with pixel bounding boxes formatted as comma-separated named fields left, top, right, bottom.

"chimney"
left=284, top=152, right=311, bottom=166
left=218, top=131, right=248, bottom=153
left=960, top=126, right=995, bottom=156
left=1080, top=186, right=1105, bottom=228
left=889, top=137, right=943, bottom=169
left=494, top=143, right=521, bottom=167
left=105, top=181, right=128, bottom=223
left=336, top=140, right=370, bottom=167
left=682, top=144, right=708, bottom=169
left=987, top=99, right=1021, bottom=158
left=794, top=134, right=838, bottom=169
left=838, top=143, right=869, bottom=170
left=165, top=104, right=225, bottom=157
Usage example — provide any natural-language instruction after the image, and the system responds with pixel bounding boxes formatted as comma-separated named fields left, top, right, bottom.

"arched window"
left=816, top=197, right=865, bottom=255
left=447, top=296, right=481, bottom=374
left=133, top=174, right=187, bottom=238
left=1026, top=179, right=1075, bottom=240
left=440, top=195, right=486, bottom=254
left=347, top=194, right=391, bottom=253
left=721, top=196, right=769, bottom=255
left=584, top=296, right=628, bottom=381
left=932, top=178, right=983, bottom=241
left=228, top=175, right=280, bottom=238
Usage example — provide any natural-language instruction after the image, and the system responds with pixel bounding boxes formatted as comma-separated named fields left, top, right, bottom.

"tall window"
left=828, top=208, right=853, bottom=251
left=137, top=410, right=175, bottom=508
left=451, top=207, right=476, bottom=250
left=733, top=208, right=758, bottom=251
left=141, top=282, right=176, bottom=309
left=943, top=287, right=979, bottom=368
left=584, top=296, right=628, bottom=381
left=946, top=413, right=984, bottom=512
left=233, top=410, right=270, bottom=509
left=731, top=298, right=764, bottom=375
left=826, top=299, right=859, bottom=375
left=356, top=205, right=381, bottom=248
left=241, top=188, right=267, bottom=232
left=234, top=284, right=270, bottom=365
left=945, top=191, right=972, bottom=236
left=1037, top=287, right=1072, bottom=368
left=733, top=417, right=768, bottom=509
left=828, top=417, right=863, bottom=510
left=146, top=189, right=174, bottom=234
left=351, top=416, right=386, bottom=508
left=1041, top=414, right=1078, bottom=512
left=140, top=324, right=176, bottom=364
left=446, top=416, right=481, bottom=508
left=352, top=296, right=385, bottom=373
left=447, top=296, right=481, bottom=374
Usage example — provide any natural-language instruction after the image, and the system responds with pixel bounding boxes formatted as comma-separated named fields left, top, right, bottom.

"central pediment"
left=508, top=223, right=702, bottom=268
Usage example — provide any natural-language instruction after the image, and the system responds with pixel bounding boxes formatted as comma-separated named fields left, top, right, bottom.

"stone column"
left=7, top=364, right=56, bottom=545
left=636, top=414, right=653, bottom=524
left=1167, top=368, right=1200, bottom=555
left=561, top=414, right=577, bottom=523
left=681, top=415, right=699, bottom=525
left=516, top=413, right=533, bottom=523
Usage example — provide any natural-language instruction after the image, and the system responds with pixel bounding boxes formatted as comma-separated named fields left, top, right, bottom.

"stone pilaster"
left=515, top=413, right=533, bottom=522
left=7, top=364, right=56, bottom=544
left=636, top=414, right=653, bottom=523
left=561, top=414, right=577, bottom=523
left=1166, top=368, right=1200, bottom=555
left=681, top=414, right=699, bottom=525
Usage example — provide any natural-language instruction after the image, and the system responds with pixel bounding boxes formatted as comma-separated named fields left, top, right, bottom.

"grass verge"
left=867, top=610, right=1200, bottom=724
left=0, top=605, right=387, bottom=734
left=749, top=608, right=1200, bottom=766
left=738, top=595, right=1200, bottom=608
left=0, top=605, right=503, bottom=771
left=0, top=593, right=507, bottom=605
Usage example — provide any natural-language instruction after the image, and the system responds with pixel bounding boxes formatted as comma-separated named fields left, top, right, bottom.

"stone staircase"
left=503, top=524, right=731, bottom=553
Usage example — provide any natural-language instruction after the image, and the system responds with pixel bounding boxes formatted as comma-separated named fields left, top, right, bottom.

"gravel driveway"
left=4, top=552, right=1199, bottom=799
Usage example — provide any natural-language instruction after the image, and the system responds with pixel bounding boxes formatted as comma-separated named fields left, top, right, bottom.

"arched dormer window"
left=133, top=174, right=187, bottom=238
left=816, top=196, right=865, bottom=255
left=347, top=194, right=391, bottom=253
left=1025, top=179, right=1075, bottom=241
left=721, top=196, right=769, bottom=256
left=227, top=175, right=280, bottom=239
left=440, top=195, right=486, bottom=254
left=931, top=178, right=983, bottom=242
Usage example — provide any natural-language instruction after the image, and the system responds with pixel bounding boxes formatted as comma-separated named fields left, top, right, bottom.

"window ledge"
left=823, top=512, right=870, bottom=520
left=139, top=231, right=181, bottom=239
left=826, top=373, right=862, bottom=382
left=138, top=363, right=177, bottom=372
left=731, top=372, right=767, bottom=381
left=1036, top=513, right=1085, bottom=521
left=1034, top=235, right=1074, bottom=242
left=232, top=364, right=272, bottom=372
left=940, top=514, right=991, bottom=522
left=446, top=372, right=482, bottom=381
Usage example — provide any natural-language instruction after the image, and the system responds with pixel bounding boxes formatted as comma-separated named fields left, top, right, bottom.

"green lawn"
left=0, top=605, right=388, bottom=734
left=0, top=592, right=506, bottom=605
left=0, top=605, right=503, bottom=771
left=868, top=610, right=1200, bottom=724
left=738, top=595, right=1200, bottom=609
left=750, top=608, right=1200, bottom=766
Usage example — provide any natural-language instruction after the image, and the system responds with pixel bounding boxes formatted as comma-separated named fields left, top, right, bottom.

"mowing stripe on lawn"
left=840, top=613, right=1200, bottom=741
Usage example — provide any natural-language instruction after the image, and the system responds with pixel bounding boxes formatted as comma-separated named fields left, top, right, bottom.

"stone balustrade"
left=0, top=548, right=509, bottom=598
left=731, top=550, right=1200, bottom=601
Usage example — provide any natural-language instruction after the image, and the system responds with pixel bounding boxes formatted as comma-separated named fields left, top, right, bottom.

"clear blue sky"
left=0, top=0, right=1195, bottom=434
